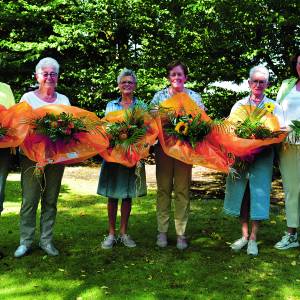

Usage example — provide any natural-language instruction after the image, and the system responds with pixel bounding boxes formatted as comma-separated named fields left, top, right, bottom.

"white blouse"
left=281, top=86, right=300, bottom=127
left=21, top=91, right=70, bottom=109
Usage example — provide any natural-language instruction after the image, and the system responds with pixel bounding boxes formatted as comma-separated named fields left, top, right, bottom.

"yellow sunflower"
left=264, top=102, right=275, bottom=113
left=175, top=121, right=189, bottom=135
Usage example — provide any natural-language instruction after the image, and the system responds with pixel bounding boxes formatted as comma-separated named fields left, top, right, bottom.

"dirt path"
left=6, top=164, right=284, bottom=201
left=61, top=165, right=284, bottom=201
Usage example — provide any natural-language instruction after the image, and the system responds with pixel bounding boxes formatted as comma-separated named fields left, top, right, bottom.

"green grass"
left=0, top=175, right=300, bottom=300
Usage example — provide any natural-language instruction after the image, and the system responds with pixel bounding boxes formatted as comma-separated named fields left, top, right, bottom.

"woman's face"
left=168, top=65, right=187, bottom=92
left=35, top=66, right=58, bottom=89
left=248, top=72, right=268, bottom=98
left=296, top=56, right=300, bottom=78
left=118, top=75, right=136, bottom=97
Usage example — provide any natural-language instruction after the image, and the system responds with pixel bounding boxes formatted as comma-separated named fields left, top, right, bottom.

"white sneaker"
left=247, top=240, right=258, bottom=256
left=176, top=235, right=188, bottom=250
left=156, top=233, right=167, bottom=248
left=101, top=234, right=117, bottom=249
left=274, top=232, right=299, bottom=250
left=230, top=237, right=248, bottom=251
left=119, top=234, right=136, bottom=248
left=14, top=245, right=30, bottom=258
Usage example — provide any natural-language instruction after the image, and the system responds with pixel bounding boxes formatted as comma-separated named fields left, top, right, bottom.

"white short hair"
left=35, top=57, right=60, bottom=74
left=117, top=68, right=137, bottom=84
left=249, top=65, right=269, bottom=81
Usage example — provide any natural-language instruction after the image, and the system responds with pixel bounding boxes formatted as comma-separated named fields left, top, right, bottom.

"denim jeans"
left=224, top=148, right=274, bottom=220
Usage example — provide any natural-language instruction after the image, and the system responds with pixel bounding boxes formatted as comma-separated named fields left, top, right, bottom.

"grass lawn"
left=0, top=171, right=300, bottom=300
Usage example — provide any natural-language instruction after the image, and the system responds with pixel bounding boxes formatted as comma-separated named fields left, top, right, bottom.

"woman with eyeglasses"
left=0, top=82, right=15, bottom=258
left=98, top=68, right=147, bottom=249
left=14, top=57, right=70, bottom=258
left=224, top=65, right=284, bottom=256
left=274, top=52, right=300, bottom=250
left=151, top=61, right=205, bottom=250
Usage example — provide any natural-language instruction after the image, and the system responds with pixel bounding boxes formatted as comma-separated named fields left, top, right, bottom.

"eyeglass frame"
left=120, top=80, right=135, bottom=85
left=249, top=79, right=268, bottom=86
left=36, top=72, right=59, bottom=79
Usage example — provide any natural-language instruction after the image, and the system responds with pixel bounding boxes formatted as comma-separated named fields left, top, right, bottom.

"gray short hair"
left=249, top=65, right=269, bottom=82
left=35, top=57, right=60, bottom=74
left=117, top=68, right=137, bottom=84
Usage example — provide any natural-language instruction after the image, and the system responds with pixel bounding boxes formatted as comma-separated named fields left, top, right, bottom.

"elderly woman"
left=224, top=65, right=284, bottom=256
left=151, top=61, right=205, bottom=250
left=0, top=82, right=15, bottom=258
left=14, top=57, right=70, bottom=258
left=98, top=68, right=147, bottom=249
left=274, top=52, right=300, bottom=250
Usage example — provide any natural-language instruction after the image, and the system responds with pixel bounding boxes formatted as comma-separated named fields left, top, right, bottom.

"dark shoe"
left=39, top=243, right=59, bottom=256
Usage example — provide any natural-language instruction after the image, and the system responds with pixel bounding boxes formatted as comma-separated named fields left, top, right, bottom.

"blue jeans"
left=224, top=148, right=274, bottom=220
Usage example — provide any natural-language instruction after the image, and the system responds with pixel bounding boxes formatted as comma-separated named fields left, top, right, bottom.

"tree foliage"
left=0, top=0, right=299, bottom=117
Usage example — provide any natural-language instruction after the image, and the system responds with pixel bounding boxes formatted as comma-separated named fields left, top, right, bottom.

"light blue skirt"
left=224, top=148, right=274, bottom=220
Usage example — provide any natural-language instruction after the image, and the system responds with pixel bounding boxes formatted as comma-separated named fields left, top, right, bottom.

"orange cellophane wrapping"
left=209, top=105, right=288, bottom=157
left=20, top=104, right=109, bottom=167
left=0, top=102, right=32, bottom=148
left=100, top=109, right=159, bottom=167
left=156, top=93, right=233, bottom=172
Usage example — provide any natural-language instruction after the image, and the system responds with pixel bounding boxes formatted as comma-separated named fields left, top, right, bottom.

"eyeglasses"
left=120, top=81, right=135, bottom=85
left=169, top=72, right=185, bottom=77
left=250, top=80, right=267, bottom=85
left=38, top=72, right=58, bottom=79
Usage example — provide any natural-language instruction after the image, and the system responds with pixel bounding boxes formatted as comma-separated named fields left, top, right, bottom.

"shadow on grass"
left=0, top=188, right=299, bottom=299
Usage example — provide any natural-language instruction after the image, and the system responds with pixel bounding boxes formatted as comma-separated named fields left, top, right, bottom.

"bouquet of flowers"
left=287, top=120, right=300, bottom=143
left=163, top=111, right=211, bottom=149
left=99, top=106, right=159, bottom=167
left=0, top=125, right=8, bottom=139
left=155, top=93, right=233, bottom=172
left=21, top=104, right=109, bottom=168
left=29, top=112, right=92, bottom=143
left=0, top=102, right=32, bottom=148
left=210, top=103, right=287, bottom=159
